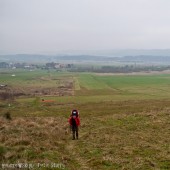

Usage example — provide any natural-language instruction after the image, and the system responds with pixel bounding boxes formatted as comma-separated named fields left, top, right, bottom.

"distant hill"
left=0, top=54, right=107, bottom=63
left=0, top=54, right=52, bottom=63
left=91, top=49, right=170, bottom=57
left=51, top=49, right=170, bottom=57
left=1, top=50, right=170, bottom=64
left=114, top=55, right=170, bottom=63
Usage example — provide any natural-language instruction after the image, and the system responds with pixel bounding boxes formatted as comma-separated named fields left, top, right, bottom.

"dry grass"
left=0, top=100, right=170, bottom=170
left=0, top=116, right=69, bottom=164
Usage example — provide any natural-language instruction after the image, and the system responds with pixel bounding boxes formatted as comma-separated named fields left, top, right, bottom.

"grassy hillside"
left=77, top=73, right=170, bottom=99
left=0, top=69, right=170, bottom=169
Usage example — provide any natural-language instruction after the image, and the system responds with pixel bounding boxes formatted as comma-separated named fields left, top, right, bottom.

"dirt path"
left=65, top=133, right=90, bottom=170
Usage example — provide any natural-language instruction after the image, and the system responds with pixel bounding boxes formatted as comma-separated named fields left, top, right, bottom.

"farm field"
left=0, top=69, right=170, bottom=170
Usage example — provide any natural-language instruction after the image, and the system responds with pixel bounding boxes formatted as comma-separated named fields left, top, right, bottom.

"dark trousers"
left=72, top=125, right=78, bottom=139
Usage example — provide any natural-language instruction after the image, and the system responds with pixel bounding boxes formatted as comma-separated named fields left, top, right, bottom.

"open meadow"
left=0, top=69, right=170, bottom=170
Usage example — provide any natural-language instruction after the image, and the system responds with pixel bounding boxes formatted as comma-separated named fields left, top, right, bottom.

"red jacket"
left=68, top=116, right=80, bottom=126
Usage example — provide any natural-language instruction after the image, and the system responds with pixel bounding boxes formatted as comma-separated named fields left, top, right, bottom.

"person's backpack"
left=71, top=110, right=79, bottom=119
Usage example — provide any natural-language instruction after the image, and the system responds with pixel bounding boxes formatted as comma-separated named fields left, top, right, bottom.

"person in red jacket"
left=68, top=110, right=80, bottom=140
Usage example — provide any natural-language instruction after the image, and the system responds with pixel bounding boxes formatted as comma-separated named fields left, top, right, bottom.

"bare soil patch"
left=0, top=79, right=74, bottom=99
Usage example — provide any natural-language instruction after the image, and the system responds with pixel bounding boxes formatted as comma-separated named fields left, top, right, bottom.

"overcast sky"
left=1, top=0, right=170, bottom=54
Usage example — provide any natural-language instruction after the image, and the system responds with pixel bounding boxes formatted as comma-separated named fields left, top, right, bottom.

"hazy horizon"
left=1, top=0, right=170, bottom=55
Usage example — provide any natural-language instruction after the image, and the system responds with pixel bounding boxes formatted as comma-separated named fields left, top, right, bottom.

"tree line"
left=68, top=65, right=170, bottom=73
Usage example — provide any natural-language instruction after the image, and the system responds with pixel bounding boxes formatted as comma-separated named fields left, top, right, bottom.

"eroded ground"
left=0, top=77, right=74, bottom=99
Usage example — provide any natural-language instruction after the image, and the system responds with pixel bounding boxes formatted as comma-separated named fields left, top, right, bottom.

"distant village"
left=0, top=62, right=73, bottom=70
left=1, top=60, right=170, bottom=74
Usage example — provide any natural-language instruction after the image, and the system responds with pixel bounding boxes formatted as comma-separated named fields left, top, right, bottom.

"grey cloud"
left=1, top=0, right=170, bottom=54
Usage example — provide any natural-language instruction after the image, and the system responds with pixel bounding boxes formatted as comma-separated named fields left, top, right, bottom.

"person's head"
left=71, top=110, right=78, bottom=118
